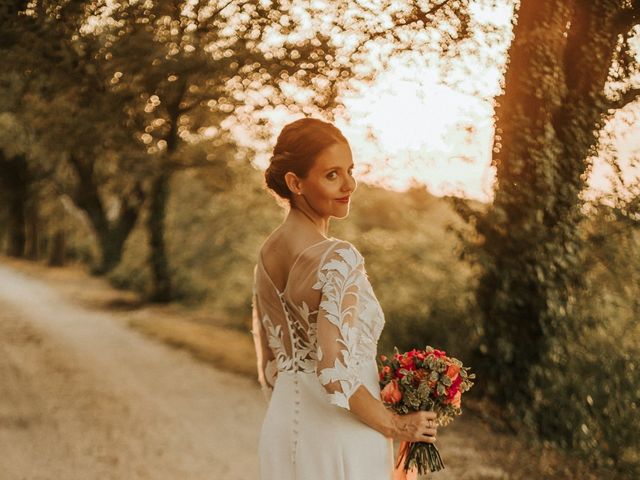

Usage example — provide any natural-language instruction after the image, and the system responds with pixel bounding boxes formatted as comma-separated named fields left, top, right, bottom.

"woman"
left=251, top=117, right=438, bottom=480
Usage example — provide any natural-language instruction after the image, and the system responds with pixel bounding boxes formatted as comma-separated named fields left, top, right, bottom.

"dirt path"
left=1, top=261, right=609, bottom=480
left=0, top=264, right=265, bottom=480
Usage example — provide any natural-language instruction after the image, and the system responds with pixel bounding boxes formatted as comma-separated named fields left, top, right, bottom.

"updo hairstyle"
left=265, top=117, right=348, bottom=201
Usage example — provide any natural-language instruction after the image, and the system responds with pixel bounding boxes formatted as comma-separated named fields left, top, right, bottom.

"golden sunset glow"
left=250, top=69, right=640, bottom=203
left=243, top=2, right=639, bottom=203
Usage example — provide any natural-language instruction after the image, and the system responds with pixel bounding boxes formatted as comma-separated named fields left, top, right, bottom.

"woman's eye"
left=326, top=169, right=354, bottom=179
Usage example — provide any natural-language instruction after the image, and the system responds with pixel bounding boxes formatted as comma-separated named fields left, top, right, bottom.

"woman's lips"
left=336, top=196, right=350, bottom=203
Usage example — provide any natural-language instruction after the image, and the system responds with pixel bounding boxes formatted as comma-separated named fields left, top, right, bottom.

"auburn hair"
left=264, top=117, right=348, bottom=201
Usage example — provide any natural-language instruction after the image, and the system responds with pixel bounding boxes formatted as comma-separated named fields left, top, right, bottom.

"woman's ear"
left=284, top=172, right=302, bottom=196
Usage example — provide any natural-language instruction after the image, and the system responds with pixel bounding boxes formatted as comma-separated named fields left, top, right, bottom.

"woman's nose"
left=343, top=174, right=356, bottom=193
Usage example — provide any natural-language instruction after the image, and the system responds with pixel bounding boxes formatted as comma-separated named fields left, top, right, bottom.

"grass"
left=127, top=315, right=256, bottom=378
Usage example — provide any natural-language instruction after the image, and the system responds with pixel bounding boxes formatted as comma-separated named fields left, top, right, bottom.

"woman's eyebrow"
left=323, top=164, right=355, bottom=172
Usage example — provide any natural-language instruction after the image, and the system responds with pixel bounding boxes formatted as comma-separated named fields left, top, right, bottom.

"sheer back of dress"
left=253, top=239, right=334, bottom=377
left=252, top=237, right=385, bottom=410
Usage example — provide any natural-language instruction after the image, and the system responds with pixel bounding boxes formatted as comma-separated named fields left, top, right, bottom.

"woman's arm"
left=251, top=266, right=277, bottom=401
left=348, top=384, right=396, bottom=437
left=313, top=243, right=437, bottom=443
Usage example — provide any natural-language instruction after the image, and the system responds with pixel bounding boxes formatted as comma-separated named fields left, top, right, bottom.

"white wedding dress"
left=251, top=238, right=394, bottom=479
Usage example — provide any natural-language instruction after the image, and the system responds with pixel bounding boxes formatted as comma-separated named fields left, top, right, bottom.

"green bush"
left=514, top=211, right=640, bottom=476
left=529, top=332, right=639, bottom=476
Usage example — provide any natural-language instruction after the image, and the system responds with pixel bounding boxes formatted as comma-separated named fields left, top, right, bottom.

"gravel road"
left=0, top=264, right=265, bottom=480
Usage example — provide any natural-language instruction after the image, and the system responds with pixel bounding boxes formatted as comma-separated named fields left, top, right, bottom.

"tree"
left=0, top=3, right=40, bottom=258
left=92, top=0, right=475, bottom=301
left=456, top=0, right=640, bottom=429
left=0, top=142, right=29, bottom=257
left=1, top=0, right=149, bottom=271
left=89, top=0, right=359, bottom=300
left=2, top=0, right=475, bottom=297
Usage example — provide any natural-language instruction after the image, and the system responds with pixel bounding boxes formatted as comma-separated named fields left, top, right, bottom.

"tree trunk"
left=471, top=0, right=625, bottom=420
left=0, top=153, right=29, bottom=258
left=48, top=229, right=66, bottom=266
left=24, top=200, right=40, bottom=260
left=6, top=188, right=27, bottom=257
left=143, top=82, right=185, bottom=303
left=147, top=170, right=172, bottom=302
left=68, top=154, right=143, bottom=274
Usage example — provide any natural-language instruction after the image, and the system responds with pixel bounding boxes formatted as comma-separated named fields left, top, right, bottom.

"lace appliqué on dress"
left=253, top=241, right=385, bottom=409
left=313, top=245, right=367, bottom=410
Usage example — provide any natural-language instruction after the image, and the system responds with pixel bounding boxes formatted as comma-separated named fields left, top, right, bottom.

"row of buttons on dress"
left=292, top=374, right=300, bottom=465
left=277, top=291, right=301, bottom=467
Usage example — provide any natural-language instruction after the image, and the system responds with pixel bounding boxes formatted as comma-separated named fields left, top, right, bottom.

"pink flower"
left=399, top=354, right=416, bottom=371
left=379, top=365, right=392, bottom=382
left=430, top=349, right=447, bottom=359
left=447, top=375, right=463, bottom=402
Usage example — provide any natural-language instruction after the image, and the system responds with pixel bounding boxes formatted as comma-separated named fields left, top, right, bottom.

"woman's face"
left=295, top=141, right=357, bottom=219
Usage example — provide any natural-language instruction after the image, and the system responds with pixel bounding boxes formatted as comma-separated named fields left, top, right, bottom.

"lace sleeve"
left=251, top=267, right=277, bottom=402
left=313, top=242, right=364, bottom=411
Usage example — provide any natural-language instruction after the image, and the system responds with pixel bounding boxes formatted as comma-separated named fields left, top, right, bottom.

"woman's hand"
left=391, top=411, right=438, bottom=443
left=345, top=385, right=439, bottom=442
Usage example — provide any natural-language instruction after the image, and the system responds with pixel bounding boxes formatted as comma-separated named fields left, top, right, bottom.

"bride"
left=251, top=117, right=438, bottom=479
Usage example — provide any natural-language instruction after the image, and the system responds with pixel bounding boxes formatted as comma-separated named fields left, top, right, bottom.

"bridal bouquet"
left=378, top=346, right=475, bottom=476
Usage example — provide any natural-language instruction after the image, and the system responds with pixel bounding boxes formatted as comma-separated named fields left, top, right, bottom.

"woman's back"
left=253, top=236, right=337, bottom=383
left=252, top=235, right=394, bottom=479
left=257, top=227, right=331, bottom=290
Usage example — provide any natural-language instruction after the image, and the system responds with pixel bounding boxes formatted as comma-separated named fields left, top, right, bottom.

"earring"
left=297, top=191, right=302, bottom=195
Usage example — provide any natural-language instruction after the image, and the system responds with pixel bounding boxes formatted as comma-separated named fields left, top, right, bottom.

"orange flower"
left=451, top=390, right=462, bottom=409
left=445, top=364, right=461, bottom=381
left=381, top=380, right=402, bottom=404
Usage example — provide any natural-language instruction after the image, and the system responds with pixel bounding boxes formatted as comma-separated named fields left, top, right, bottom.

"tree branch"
left=608, top=87, right=640, bottom=111
left=67, top=153, right=109, bottom=235
left=212, top=0, right=238, bottom=18
left=396, top=0, right=454, bottom=28
left=115, top=180, right=145, bottom=236
left=614, top=1, right=640, bottom=34
left=342, top=0, right=459, bottom=61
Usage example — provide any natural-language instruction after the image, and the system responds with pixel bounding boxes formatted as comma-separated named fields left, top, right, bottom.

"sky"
left=242, top=1, right=640, bottom=203
left=335, top=66, right=640, bottom=203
